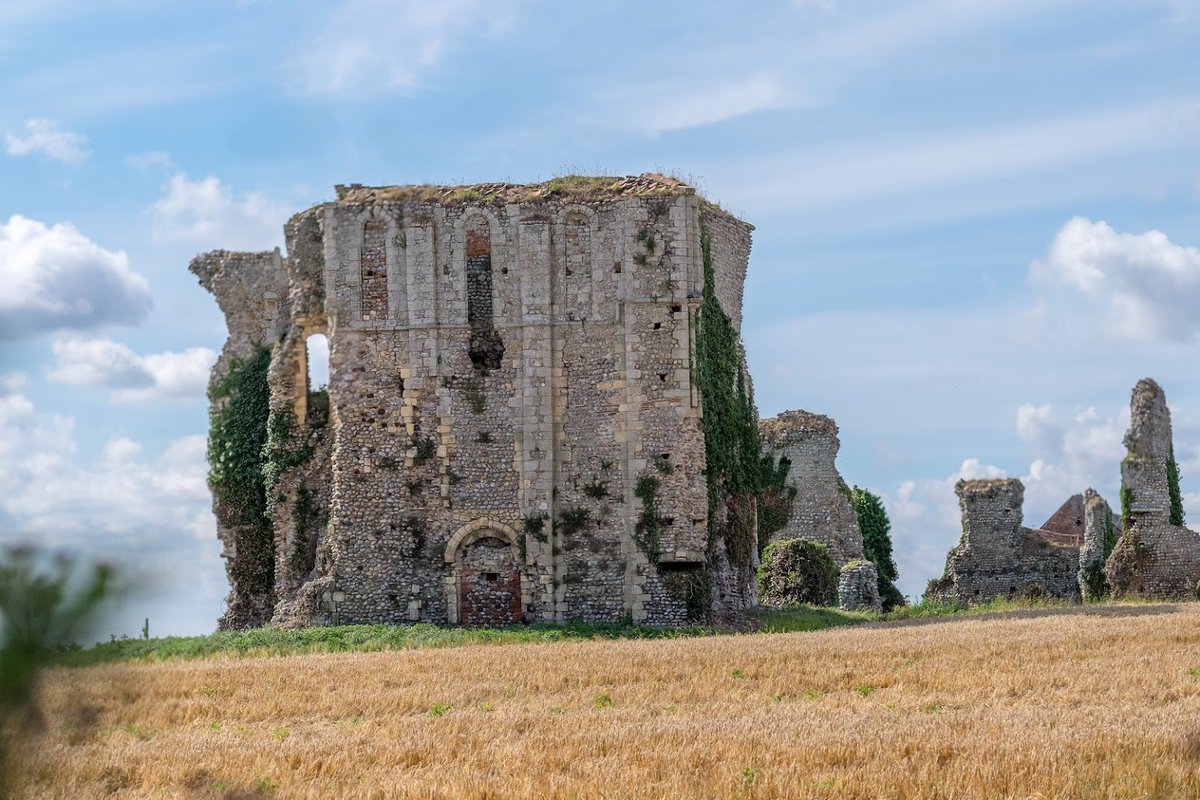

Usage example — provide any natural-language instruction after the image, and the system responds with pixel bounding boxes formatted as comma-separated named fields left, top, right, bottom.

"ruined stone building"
left=1107, top=379, right=1200, bottom=598
left=194, top=174, right=764, bottom=629
left=929, top=378, right=1200, bottom=604
left=759, top=410, right=863, bottom=564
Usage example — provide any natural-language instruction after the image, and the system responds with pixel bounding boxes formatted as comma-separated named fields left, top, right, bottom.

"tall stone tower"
left=192, top=174, right=761, bottom=629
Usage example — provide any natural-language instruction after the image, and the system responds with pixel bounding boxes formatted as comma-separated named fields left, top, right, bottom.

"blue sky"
left=2, top=0, right=1199, bottom=636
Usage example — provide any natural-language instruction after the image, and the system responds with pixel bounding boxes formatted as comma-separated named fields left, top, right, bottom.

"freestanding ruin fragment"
left=758, top=411, right=863, bottom=564
left=928, top=479, right=1092, bottom=603
left=1106, top=378, right=1200, bottom=598
left=194, top=174, right=764, bottom=629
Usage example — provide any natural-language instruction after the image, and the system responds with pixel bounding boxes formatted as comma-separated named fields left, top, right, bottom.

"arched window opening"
left=306, top=333, right=330, bottom=427
left=465, top=217, right=504, bottom=371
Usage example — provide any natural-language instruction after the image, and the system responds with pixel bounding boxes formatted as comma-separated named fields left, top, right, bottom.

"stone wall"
left=932, top=479, right=1081, bottom=603
left=759, top=410, right=863, bottom=565
left=1106, top=379, right=1200, bottom=598
left=193, top=174, right=759, bottom=628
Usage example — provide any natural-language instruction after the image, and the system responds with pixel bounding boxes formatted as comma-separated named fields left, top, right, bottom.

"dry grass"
left=12, top=604, right=1200, bottom=799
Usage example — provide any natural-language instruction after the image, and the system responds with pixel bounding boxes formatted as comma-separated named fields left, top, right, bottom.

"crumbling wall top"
left=1125, top=377, right=1172, bottom=458
left=333, top=173, right=693, bottom=206
left=760, top=410, right=839, bottom=447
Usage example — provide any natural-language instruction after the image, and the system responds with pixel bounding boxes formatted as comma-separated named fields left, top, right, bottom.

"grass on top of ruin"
left=54, top=596, right=1153, bottom=667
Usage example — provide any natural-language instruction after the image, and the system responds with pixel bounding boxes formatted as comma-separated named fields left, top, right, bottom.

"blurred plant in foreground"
left=0, top=544, right=113, bottom=795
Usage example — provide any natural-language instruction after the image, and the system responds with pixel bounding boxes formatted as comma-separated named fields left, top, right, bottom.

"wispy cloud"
left=285, top=0, right=519, bottom=98
left=4, top=118, right=89, bottom=163
left=716, top=98, right=1200, bottom=212
left=146, top=172, right=287, bottom=250
left=48, top=337, right=216, bottom=403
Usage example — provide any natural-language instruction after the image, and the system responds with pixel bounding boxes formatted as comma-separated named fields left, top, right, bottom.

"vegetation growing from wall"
left=1168, top=446, right=1184, bottom=526
left=757, top=538, right=838, bottom=606
left=756, top=454, right=796, bottom=551
left=695, top=219, right=761, bottom=579
left=207, top=346, right=273, bottom=596
left=849, top=487, right=904, bottom=610
left=633, top=475, right=664, bottom=563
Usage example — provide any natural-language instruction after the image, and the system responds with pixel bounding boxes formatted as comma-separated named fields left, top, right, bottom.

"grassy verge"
left=59, top=597, right=1158, bottom=666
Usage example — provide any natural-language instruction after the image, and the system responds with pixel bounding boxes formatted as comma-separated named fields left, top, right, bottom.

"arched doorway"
left=444, top=519, right=523, bottom=626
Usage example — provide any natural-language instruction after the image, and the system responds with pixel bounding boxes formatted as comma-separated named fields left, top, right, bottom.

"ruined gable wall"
left=1107, top=379, right=1200, bottom=598
left=1078, top=489, right=1113, bottom=600
left=937, top=479, right=1079, bottom=603
left=268, top=191, right=742, bottom=626
left=759, top=410, right=863, bottom=565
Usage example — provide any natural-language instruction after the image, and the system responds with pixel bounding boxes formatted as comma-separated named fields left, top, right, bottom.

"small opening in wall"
left=306, top=333, right=330, bottom=391
left=484, top=572, right=499, bottom=582
left=613, top=262, right=622, bottom=274
left=670, top=304, right=682, bottom=313
left=653, top=322, right=662, bottom=330
left=658, top=373, right=668, bottom=382
left=501, top=267, right=508, bottom=275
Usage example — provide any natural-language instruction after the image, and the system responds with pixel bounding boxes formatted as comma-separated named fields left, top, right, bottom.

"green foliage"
left=849, top=486, right=903, bottom=610
left=413, top=436, right=437, bottom=465
left=0, top=546, right=113, bottom=794
left=1103, top=508, right=1117, bottom=559
left=757, top=538, right=838, bottom=607
left=634, top=475, right=664, bottom=562
left=523, top=512, right=549, bottom=542
left=557, top=506, right=591, bottom=536
left=261, top=407, right=315, bottom=502
left=1168, top=446, right=1184, bottom=526
left=306, top=388, right=330, bottom=427
left=582, top=478, right=610, bottom=500
left=1080, top=561, right=1108, bottom=601
left=207, top=346, right=274, bottom=596
left=746, top=605, right=871, bottom=632
left=208, top=346, right=271, bottom=524
left=593, top=691, right=613, bottom=709
left=695, top=219, right=761, bottom=573
left=651, top=453, right=674, bottom=475
left=475, top=431, right=493, bottom=444
left=429, top=702, right=452, bottom=718
left=756, top=454, right=796, bottom=551
left=55, top=621, right=717, bottom=666
left=1120, top=486, right=1135, bottom=530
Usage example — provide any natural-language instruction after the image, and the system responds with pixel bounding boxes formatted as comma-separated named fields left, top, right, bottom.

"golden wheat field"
left=12, top=604, right=1200, bottom=799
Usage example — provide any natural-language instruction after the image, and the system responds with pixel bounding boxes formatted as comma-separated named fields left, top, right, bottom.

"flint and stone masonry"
left=194, top=174, right=759, bottom=629
left=759, top=410, right=864, bottom=565
left=1106, top=379, right=1200, bottom=598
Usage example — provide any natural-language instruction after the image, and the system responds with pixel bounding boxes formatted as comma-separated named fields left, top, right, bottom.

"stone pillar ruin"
left=758, top=410, right=863, bottom=565
left=1106, top=378, right=1200, bottom=598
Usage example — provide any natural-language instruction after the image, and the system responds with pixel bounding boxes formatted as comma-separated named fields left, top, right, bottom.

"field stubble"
left=13, top=604, right=1200, bottom=799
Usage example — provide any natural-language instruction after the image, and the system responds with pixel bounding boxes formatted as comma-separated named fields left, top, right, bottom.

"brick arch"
left=444, top=518, right=525, bottom=625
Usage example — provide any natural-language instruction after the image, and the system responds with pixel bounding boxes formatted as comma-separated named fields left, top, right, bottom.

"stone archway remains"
left=444, top=519, right=524, bottom=626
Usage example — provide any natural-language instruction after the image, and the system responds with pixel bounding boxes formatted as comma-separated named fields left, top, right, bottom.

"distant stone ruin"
left=194, top=174, right=765, bottom=629
left=930, top=377, right=1200, bottom=604
left=759, top=410, right=863, bottom=564
left=1107, top=379, right=1200, bottom=598
left=928, top=479, right=1096, bottom=603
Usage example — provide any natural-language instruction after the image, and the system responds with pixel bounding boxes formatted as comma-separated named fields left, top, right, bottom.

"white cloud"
left=0, top=375, right=213, bottom=548
left=48, top=337, right=216, bottom=403
left=147, top=172, right=287, bottom=250
left=127, top=150, right=174, bottom=170
left=4, top=118, right=89, bottom=163
left=0, top=214, right=152, bottom=339
left=287, top=0, right=517, bottom=97
left=1031, top=217, right=1200, bottom=342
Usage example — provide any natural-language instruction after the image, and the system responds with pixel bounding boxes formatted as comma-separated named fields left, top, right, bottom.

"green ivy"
left=207, top=346, right=273, bottom=596
left=1103, top=507, right=1116, bottom=559
left=694, top=218, right=761, bottom=573
left=633, top=475, right=664, bottom=563
left=849, top=486, right=902, bottom=609
left=1120, top=486, right=1135, bottom=530
left=1168, top=446, right=1184, bottom=526
left=756, top=454, right=796, bottom=551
